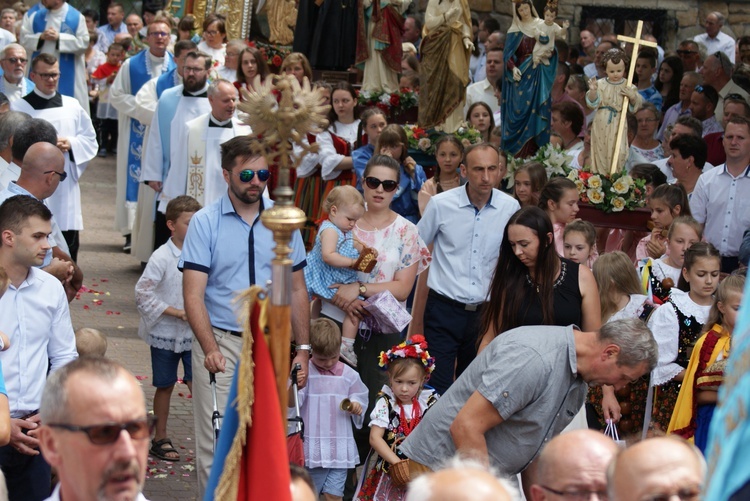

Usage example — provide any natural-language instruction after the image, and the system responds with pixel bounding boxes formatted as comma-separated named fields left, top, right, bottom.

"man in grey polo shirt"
left=400, top=319, right=657, bottom=480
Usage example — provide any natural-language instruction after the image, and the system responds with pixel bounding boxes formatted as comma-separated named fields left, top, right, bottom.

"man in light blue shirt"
left=180, top=135, right=310, bottom=495
left=414, top=143, right=519, bottom=394
left=0, top=194, right=77, bottom=501
left=95, top=2, right=127, bottom=53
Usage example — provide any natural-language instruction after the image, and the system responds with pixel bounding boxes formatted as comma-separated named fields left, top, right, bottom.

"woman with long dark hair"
left=477, top=206, right=600, bottom=351
left=655, top=55, right=684, bottom=113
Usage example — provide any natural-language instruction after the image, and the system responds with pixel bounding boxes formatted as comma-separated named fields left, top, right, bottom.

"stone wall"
left=412, top=0, right=750, bottom=52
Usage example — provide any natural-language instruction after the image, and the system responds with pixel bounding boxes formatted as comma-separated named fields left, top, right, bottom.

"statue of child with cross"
left=585, top=23, right=658, bottom=175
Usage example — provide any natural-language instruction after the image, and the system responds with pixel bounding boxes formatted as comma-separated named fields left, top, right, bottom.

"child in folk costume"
left=588, top=251, right=654, bottom=438
left=638, top=216, right=702, bottom=305
left=668, top=274, right=744, bottom=453
left=356, top=335, right=438, bottom=501
left=637, top=184, right=690, bottom=261
left=647, top=242, right=721, bottom=434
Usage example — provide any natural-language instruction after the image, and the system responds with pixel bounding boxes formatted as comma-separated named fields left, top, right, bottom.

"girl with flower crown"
left=355, top=335, right=439, bottom=501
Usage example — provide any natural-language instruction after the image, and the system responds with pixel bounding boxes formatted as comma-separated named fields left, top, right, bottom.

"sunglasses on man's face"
left=48, top=416, right=156, bottom=445
left=364, top=176, right=398, bottom=192
left=236, top=169, right=270, bottom=183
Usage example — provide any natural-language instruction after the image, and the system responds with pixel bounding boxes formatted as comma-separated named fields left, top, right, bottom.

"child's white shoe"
left=340, top=343, right=358, bottom=367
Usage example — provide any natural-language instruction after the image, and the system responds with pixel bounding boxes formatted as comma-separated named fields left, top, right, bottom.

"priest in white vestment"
left=140, top=51, right=211, bottom=259
left=12, top=53, right=97, bottom=262
left=110, top=20, right=174, bottom=252
left=161, top=80, right=251, bottom=211
left=20, top=0, right=89, bottom=113
left=129, top=41, right=195, bottom=262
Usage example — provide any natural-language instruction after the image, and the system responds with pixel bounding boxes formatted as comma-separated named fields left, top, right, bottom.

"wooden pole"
left=609, top=21, right=658, bottom=175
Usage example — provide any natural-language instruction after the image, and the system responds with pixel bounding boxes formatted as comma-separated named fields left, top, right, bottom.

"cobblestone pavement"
left=72, top=155, right=198, bottom=500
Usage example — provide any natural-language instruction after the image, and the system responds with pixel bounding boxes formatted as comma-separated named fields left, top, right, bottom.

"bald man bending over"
left=529, top=429, right=619, bottom=501
left=608, top=437, right=705, bottom=501
left=405, top=458, right=517, bottom=501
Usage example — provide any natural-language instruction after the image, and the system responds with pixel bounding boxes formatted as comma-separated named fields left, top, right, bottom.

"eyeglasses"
left=637, top=118, right=659, bottom=124
left=204, top=30, right=221, bottom=36
left=694, top=85, right=705, bottom=93
left=725, top=93, right=745, bottom=101
left=148, top=31, right=169, bottom=38
left=540, top=485, right=609, bottom=500
left=639, top=487, right=701, bottom=501
left=676, top=50, right=697, bottom=56
left=183, top=66, right=206, bottom=74
left=4, top=57, right=27, bottom=64
left=34, top=72, right=60, bottom=80
left=364, top=176, right=399, bottom=192
left=48, top=416, right=156, bottom=445
left=236, top=169, right=270, bottom=183
left=44, top=170, right=67, bottom=181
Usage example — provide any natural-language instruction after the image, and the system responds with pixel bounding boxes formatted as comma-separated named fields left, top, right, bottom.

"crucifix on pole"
left=609, top=21, right=658, bottom=175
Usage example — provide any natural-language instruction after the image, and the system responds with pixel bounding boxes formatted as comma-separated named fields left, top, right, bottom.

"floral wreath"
left=378, top=335, right=436, bottom=377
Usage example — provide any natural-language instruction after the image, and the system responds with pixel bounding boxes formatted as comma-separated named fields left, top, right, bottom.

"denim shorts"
left=308, top=467, right=347, bottom=496
left=150, top=346, right=192, bottom=388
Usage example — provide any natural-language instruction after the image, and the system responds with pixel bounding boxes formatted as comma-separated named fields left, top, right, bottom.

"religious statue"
left=418, top=0, right=473, bottom=132
left=586, top=48, right=642, bottom=175
left=293, top=0, right=359, bottom=71
left=356, top=0, right=412, bottom=92
left=533, top=2, right=569, bottom=68
left=267, top=0, right=297, bottom=45
left=501, top=0, right=558, bottom=158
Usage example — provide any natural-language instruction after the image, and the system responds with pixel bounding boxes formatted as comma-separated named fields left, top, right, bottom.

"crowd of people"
left=0, top=1, right=746, bottom=500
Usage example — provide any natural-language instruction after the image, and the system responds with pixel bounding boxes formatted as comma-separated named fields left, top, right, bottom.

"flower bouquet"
left=357, top=88, right=419, bottom=116
left=505, top=143, right=573, bottom=185
left=403, top=122, right=482, bottom=156
left=250, top=41, right=292, bottom=72
left=566, top=169, right=646, bottom=213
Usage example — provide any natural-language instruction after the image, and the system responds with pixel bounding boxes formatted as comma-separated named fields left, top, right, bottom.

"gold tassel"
left=214, top=286, right=268, bottom=500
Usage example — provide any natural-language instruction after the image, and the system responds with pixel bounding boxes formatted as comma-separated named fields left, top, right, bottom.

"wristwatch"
left=295, top=344, right=312, bottom=354
left=358, top=282, right=367, bottom=295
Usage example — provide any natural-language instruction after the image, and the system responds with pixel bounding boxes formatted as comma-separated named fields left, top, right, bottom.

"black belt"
left=212, top=326, right=242, bottom=337
left=428, top=289, right=484, bottom=312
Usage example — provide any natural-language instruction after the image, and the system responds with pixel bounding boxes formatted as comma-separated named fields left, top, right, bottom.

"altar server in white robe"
left=12, top=53, right=97, bottom=261
left=109, top=20, right=174, bottom=252
left=19, top=0, right=89, bottom=113
left=140, top=51, right=211, bottom=257
left=160, top=80, right=251, bottom=211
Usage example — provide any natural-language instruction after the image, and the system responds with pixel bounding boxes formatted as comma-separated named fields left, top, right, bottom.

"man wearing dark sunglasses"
left=699, top=51, right=750, bottom=123
left=181, top=135, right=309, bottom=494
left=39, top=358, right=151, bottom=501
left=0, top=195, right=78, bottom=501
left=0, top=44, right=34, bottom=103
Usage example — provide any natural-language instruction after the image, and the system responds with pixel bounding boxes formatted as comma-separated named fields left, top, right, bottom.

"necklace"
left=397, top=397, right=422, bottom=437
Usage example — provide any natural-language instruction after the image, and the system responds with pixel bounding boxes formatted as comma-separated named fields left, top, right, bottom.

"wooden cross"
left=610, top=21, right=658, bottom=174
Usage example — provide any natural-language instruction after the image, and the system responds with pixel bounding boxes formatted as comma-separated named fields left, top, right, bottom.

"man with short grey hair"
left=38, top=357, right=151, bottom=501
left=0, top=44, right=34, bottom=102
left=694, top=12, right=736, bottom=64
left=607, top=437, right=706, bottom=501
left=400, top=319, right=657, bottom=482
left=0, top=110, right=29, bottom=175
